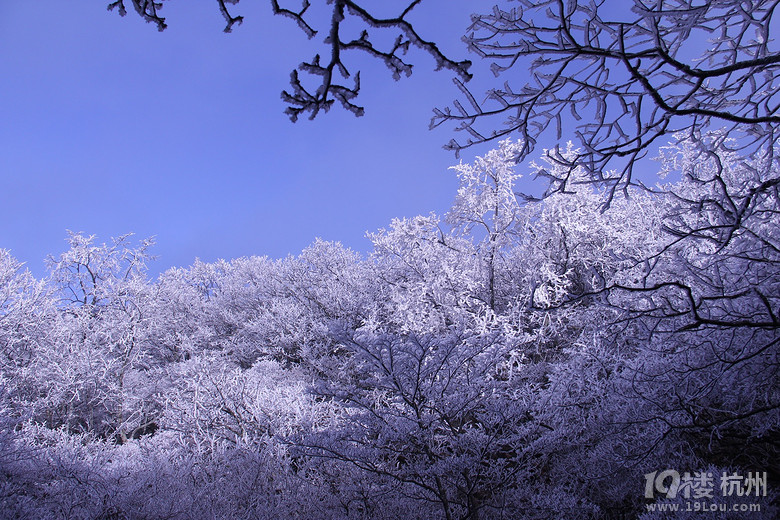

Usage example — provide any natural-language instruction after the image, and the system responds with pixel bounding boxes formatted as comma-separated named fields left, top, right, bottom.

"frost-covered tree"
left=295, top=142, right=657, bottom=519
left=2, top=134, right=778, bottom=518
left=513, top=134, right=780, bottom=511
left=603, top=134, right=779, bottom=476
left=30, top=232, right=159, bottom=439
left=0, top=250, right=52, bottom=373
left=0, top=250, right=54, bottom=433
left=447, top=138, right=525, bottom=311
left=368, top=213, right=481, bottom=334
left=300, top=322, right=538, bottom=519
left=152, top=240, right=374, bottom=368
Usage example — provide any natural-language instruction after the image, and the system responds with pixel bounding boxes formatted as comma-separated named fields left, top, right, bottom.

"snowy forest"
left=1, top=136, right=778, bottom=519
left=3, top=0, right=780, bottom=518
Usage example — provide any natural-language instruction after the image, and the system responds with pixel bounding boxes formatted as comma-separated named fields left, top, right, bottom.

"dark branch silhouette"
left=432, top=0, right=780, bottom=201
left=108, top=0, right=472, bottom=121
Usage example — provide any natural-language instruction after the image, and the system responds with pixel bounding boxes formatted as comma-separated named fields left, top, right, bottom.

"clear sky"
left=0, top=1, right=496, bottom=278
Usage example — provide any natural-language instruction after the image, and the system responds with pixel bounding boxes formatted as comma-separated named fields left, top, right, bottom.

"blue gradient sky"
left=0, top=1, right=497, bottom=278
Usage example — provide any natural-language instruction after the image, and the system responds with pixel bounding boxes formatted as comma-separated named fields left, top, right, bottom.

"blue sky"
left=0, top=1, right=496, bottom=278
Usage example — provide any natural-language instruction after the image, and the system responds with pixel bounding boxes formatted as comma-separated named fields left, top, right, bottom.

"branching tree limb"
left=433, top=0, right=780, bottom=199
left=280, top=0, right=472, bottom=120
left=108, top=0, right=472, bottom=120
left=108, top=0, right=167, bottom=31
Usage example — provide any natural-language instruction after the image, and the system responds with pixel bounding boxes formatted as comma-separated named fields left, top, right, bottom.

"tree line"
left=2, top=1, right=777, bottom=517
left=1, top=136, right=777, bottom=518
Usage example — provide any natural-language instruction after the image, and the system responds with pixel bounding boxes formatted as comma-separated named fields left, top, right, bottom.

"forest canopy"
left=1, top=1, right=778, bottom=518
left=1, top=135, right=777, bottom=519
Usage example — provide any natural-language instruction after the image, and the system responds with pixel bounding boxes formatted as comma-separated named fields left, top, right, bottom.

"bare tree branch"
left=108, top=0, right=167, bottom=31
left=108, top=0, right=472, bottom=120
left=434, top=0, right=780, bottom=199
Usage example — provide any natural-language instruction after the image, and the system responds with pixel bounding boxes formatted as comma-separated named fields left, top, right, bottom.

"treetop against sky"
left=1, top=0, right=777, bottom=277
left=0, top=1, right=480, bottom=277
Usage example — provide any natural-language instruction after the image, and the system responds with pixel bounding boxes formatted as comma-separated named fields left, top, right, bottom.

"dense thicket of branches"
left=436, top=0, right=780, bottom=195
left=2, top=1, right=774, bottom=518
left=1, top=137, right=777, bottom=519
